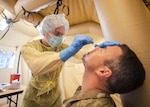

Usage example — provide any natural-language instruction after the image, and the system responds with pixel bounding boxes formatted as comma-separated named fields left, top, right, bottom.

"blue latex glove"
left=60, top=34, right=93, bottom=62
left=95, top=41, right=121, bottom=48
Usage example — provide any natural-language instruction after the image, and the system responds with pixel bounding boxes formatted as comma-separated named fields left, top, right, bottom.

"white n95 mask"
left=47, top=35, right=63, bottom=47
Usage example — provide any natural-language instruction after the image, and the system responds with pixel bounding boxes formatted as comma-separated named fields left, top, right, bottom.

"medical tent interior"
left=0, top=0, right=150, bottom=107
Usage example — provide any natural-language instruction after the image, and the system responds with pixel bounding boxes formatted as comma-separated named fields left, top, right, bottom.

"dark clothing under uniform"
left=63, top=86, right=116, bottom=107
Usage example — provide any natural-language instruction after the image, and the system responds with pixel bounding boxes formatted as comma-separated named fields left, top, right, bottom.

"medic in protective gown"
left=20, top=14, right=93, bottom=107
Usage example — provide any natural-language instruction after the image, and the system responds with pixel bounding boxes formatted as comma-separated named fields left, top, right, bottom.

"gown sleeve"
left=21, top=40, right=68, bottom=75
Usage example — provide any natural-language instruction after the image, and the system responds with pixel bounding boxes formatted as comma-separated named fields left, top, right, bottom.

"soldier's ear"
left=96, top=66, right=112, bottom=78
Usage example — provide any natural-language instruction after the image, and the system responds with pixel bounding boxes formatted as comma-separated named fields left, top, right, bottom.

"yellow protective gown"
left=20, top=39, right=68, bottom=107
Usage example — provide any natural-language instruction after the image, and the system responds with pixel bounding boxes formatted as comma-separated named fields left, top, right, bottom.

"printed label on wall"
left=0, top=50, right=15, bottom=68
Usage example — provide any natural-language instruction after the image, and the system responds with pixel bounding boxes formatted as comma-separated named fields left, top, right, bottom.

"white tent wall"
left=0, top=43, right=19, bottom=83
left=94, top=0, right=150, bottom=107
left=0, top=12, right=39, bottom=83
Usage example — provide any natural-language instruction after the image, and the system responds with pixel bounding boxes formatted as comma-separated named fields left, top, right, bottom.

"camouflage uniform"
left=64, top=86, right=116, bottom=107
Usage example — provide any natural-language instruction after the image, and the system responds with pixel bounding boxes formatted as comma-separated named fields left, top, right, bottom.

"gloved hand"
left=60, top=34, right=93, bottom=62
left=95, top=41, right=121, bottom=48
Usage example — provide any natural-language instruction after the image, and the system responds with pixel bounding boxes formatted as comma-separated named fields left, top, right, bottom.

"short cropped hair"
left=105, top=44, right=145, bottom=94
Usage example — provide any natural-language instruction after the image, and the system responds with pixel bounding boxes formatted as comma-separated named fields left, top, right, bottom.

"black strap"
left=143, top=0, right=150, bottom=6
left=0, top=25, right=11, bottom=40
left=54, top=0, right=69, bottom=16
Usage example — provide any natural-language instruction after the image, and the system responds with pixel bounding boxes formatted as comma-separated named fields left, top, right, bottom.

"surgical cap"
left=38, top=14, right=69, bottom=36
